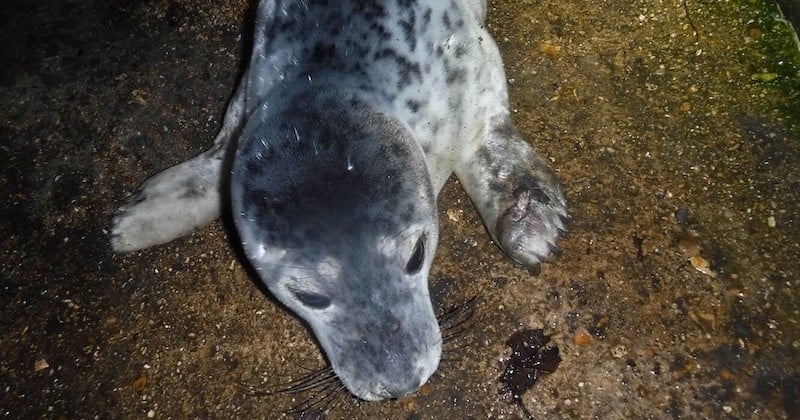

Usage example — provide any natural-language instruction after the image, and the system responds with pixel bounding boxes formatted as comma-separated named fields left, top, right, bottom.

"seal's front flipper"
left=110, top=66, right=249, bottom=253
left=455, top=118, right=567, bottom=266
left=110, top=150, right=224, bottom=252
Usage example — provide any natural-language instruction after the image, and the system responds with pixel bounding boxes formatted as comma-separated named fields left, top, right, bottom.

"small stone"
left=537, top=42, right=562, bottom=59
left=132, top=89, right=149, bottom=106
left=418, top=382, right=431, bottom=396
left=133, top=374, right=148, bottom=392
left=690, top=256, right=717, bottom=277
left=720, top=368, right=735, bottom=381
left=611, top=345, right=628, bottom=359
left=403, top=399, right=418, bottom=411
left=147, top=409, right=155, bottom=418
left=674, top=208, right=690, bottom=225
left=751, top=72, right=777, bottom=82
left=446, top=208, right=461, bottom=222
left=690, top=311, right=716, bottom=331
left=34, top=359, right=49, bottom=372
left=574, top=330, right=593, bottom=346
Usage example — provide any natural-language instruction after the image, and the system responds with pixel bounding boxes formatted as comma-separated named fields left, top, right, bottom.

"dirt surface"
left=2, top=0, right=799, bottom=418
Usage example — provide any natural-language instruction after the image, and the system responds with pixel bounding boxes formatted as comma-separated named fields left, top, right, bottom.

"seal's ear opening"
left=405, top=233, right=426, bottom=274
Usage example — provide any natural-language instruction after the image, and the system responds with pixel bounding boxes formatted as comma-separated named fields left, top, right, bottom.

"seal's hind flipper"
left=455, top=117, right=567, bottom=266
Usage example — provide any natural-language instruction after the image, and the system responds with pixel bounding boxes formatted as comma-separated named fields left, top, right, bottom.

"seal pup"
left=110, top=0, right=567, bottom=401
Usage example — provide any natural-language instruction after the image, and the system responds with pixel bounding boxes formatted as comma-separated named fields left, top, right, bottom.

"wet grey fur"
left=110, top=0, right=567, bottom=401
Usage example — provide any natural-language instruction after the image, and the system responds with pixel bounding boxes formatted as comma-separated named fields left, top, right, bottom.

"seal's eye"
left=405, top=234, right=426, bottom=274
left=292, top=290, right=332, bottom=310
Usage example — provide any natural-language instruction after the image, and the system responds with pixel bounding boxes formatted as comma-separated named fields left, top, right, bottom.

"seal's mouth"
left=348, top=365, right=429, bottom=401
left=360, top=385, right=391, bottom=402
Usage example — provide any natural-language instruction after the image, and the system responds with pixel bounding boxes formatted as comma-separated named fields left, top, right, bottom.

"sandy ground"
left=2, top=0, right=799, bottom=418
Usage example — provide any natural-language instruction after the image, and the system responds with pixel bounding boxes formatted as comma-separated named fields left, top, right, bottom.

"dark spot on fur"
left=373, top=48, right=421, bottom=89
left=179, top=180, right=205, bottom=200
left=445, top=67, right=466, bottom=85
left=454, top=43, right=468, bottom=58
left=488, top=179, right=506, bottom=195
left=421, top=8, right=432, bottom=31
left=398, top=8, right=417, bottom=52
left=311, top=41, right=336, bottom=63
left=369, top=20, right=392, bottom=42
left=493, top=120, right=516, bottom=139
left=442, top=11, right=451, bottom=29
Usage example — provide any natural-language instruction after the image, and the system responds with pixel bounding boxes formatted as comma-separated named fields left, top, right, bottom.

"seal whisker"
left=440, top=354, right=465, bottom=362
left=434, top=296, right=481, bottom=371
left=292, top=273, right=336, bottom=281
left=439, top=296, right=481, bottom=345
left=378, top=223, right=416, bottom=254
left=237, top=380, right=269, bottom=397
left=241, top=366, right=351, bottom=415
left=441, top=342, right=472, bottom=355
left=254, top=261, right=317, bottom=271
left=281, top=372, right=340, bottom=394
left=315, top=383, right=350, bottom=414
left=442, top=316, right=481, bottom=344
left=285, top=380, right=346, bottom=414
left=275, top=366, right=339, bottom=394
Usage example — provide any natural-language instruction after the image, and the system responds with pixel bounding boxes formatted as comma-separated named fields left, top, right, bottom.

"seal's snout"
left=327, top=306, right=441, bottom=401
left=383, top=372, right=423, bottom=399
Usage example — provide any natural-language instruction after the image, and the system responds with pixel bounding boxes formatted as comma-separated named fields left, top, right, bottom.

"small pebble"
left=418, top=382, right=431, bottom=396
left=720, top=368, right=735, bottom=381
left=446, top=208, right=461, bottom=222
left=538, top=42, right=562, bottom=59
left=611, top=345, right=628, bottom=359
left=34, top=359, right=49, bottom=372
left=574, top=331, right=593, bottom=346
left=674, top=208, right=690, bottom=225
left=690, top=256, right=717, bottom=277
left=133, top=374, right=148, bottom=392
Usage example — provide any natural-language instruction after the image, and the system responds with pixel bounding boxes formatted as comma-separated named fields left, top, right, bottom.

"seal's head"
left=231, top=89, right=441, bottom=400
